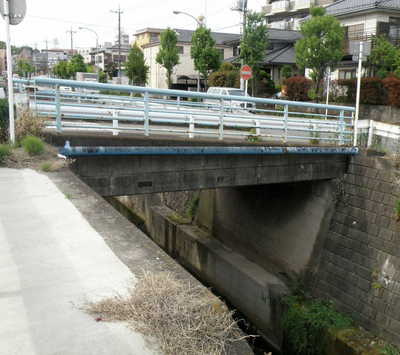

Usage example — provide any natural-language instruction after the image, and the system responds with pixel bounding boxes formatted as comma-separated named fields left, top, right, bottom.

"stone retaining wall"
left=312, top=152, right=400, bottom=345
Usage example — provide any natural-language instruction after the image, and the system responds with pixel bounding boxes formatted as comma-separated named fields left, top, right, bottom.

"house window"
left=389, top=17, right=400, bottom=41
left=338, top=70, right=356, bottom=80
left=150, top=33, right=159, bottom=43
left=177, top=46, right=184, bottom=54
left=346, top=24, right=364, bottom=40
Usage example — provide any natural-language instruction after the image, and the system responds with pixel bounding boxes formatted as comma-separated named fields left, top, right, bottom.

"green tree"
left=281, top=65, right=293, bottom=80
left=240, top=11, right=268, bottom=95
left=16, top=59, right=35, bottom=78
left=98, top=70, right=108, bottom=83
left=295, top=7, right=344, bottom=98
left=53, top=61, right=71, bottom=79
left=125, top=44, right=149, bottom=85
left=191, top=27, right=221, bottom=87
left=156, top=28, right=180, bottom=88
left=105, top=62, right=118, bottom=79
left=68, top=54, right=87, bottom=78
left=368, top=36, right=398, bottom=78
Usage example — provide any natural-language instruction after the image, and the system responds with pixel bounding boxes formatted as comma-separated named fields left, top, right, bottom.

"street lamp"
left=173, top=10, right=204, bottom=91
left=78, top=26, right=99, bottom=50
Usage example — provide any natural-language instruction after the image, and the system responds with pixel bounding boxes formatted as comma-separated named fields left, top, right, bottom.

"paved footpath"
left=0, top=168, right=159, bottom=355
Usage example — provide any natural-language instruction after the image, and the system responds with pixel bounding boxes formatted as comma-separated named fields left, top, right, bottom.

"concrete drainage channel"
left=105, top=196, right=285, bottom=355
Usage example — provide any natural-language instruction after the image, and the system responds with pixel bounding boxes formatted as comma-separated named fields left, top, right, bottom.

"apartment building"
left=263, top=0, right=334, bottom=30
left=135, top=28, right=239, bottom=90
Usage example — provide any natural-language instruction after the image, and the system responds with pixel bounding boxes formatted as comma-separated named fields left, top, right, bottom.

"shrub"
left=338, top=77, right=386, bottom=105
left=16, top=109, right=45, bottom=141
left=208, top=62, right=240, bottom=88
left=284, top=76, right=312, bottom=101
left=258, top=70, right=278, bottom=97
left=383, top=76, right=400, bottom=107
left=21, top=136, right=44, bottom=156
left=0, top=144, right=11, bottom=164
left=0, top=98, right=9, bottom=143
left=283, top=295, right=352, bottom=355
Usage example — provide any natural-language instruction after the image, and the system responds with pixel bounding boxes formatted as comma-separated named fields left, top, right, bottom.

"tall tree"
left=368, top=36, right=398, bottom=78
left=125, top=44, right=149, bottom=86
left=68, top=54, right=87, bottom=78
left=240, top=11, right=268, bottom=94
left=53, top=61, right=71, bottom=79
left=191, top=27, right=221, bottom=87
left=295, top=7, right=344, bottom=98
left=156, top=28, right=180, bottom=88
left=16, top=59, right=35, bottom=78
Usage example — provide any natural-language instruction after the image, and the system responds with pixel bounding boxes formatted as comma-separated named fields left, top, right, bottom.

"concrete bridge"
left=15, top=78, right=358, bottom=196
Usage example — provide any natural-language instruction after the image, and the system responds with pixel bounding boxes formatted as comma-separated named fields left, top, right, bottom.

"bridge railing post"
left=144, top=91, right=150, bottom=136
left=189, top=115, right=195, bottom=139
left=339, top=109, right=345, bottom=146
left=177, top=96, right=181, bottom=111
left=55, top=85, right=62, bottom=133
left=283, top=104, right=288, bottom=143
left=112, top=110, right=119, bottom=136
left=219, top=98, right=224, bottom=140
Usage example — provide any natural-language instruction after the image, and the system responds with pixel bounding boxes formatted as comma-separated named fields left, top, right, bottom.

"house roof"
left=136, top=28, right=240, bottom=46
left=225, top=44, right=297, bottom=65
left=326, top=0, right=400, bottom=17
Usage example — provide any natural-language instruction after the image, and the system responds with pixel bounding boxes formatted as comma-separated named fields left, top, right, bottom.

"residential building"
left=264, top=0, right=400, bottom=79
left=264, top=0, right=335, bottom=30
left=135, top=28, right=239, bottom=90
left=92, top=45, right=129, bottom=72
left=325, top=0, right=400, bottom=79
left=225, top=28, right=302, bottom=85
left=41, top=49, right=70, bottom=69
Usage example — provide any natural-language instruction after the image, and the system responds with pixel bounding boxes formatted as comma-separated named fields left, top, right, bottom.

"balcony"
left=293, top=0, right=311, bottom=11
left=271, top=1, right=290, bottom=14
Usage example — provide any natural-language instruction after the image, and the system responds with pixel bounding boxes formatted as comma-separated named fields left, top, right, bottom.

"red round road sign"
left=240, top=65, right=253, bottom=80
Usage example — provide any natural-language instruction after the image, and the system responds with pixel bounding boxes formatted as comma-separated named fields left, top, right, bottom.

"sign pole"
left=3, top=0, right=15, bottom=144
left=244, top=79, right=248, bottom=96
left=354, top=41, right=363, bottom=147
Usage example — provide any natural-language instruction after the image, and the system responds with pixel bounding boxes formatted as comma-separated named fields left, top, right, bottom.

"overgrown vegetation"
left=208, top=63, right=240, bottom=88
left=0, top=98, right=9, bottom=143
left=283, top=295, right=352, bottom=355
left=15, top=109, right=45, bottom=141
left=21, top=136, right=44, bottom=156
left=0, top=144, right=11, bottom=164
left=84, top=271, right=247, bottom=355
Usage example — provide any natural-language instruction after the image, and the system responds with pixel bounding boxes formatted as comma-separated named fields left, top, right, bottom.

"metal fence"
left=15, top=78, right=356, bottom=146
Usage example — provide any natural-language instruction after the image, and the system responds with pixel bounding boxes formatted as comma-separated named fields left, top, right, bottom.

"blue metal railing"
left=15, top=78, right=356, bottom=146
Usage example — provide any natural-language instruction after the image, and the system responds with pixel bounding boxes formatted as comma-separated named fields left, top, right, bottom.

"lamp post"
left=78, top=27, right=99, bottom=71
left=173, top=10, right=204, bottom=92
left=78, top=26, right=99, bottom=50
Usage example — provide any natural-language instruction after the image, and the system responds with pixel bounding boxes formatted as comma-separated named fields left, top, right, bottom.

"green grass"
left=0, top=144, right=11, bottom=164
left=40, top=162, right=53, bottom=172
left=382, top=344, right=400, bottom=355
left=395, top=200, right=400, bottom=221
left=21, top=136, right=44, bottom=156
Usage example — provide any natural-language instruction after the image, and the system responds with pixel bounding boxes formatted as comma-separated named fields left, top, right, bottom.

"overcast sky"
left=0, top=0, right=265, bottom=50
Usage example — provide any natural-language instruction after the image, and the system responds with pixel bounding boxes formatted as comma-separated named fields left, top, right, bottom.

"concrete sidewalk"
left=0, top=168, right=159, bottom=355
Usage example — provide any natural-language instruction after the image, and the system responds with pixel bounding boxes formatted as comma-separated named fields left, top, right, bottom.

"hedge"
left=382, top=76, right=400, bottom=107
left=284, top=76, right=312, bottom=101
left=337, top=77, right=386, bottom=105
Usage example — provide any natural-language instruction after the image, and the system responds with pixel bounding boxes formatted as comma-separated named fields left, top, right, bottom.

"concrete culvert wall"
left=196, top=180, right=336, bottom=276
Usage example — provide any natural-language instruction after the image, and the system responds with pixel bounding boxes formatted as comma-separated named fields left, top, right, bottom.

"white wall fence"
left=358, top=120, right=400, bottom=153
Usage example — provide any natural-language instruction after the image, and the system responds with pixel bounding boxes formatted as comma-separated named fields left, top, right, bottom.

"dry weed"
left=84, top=271, right=249, bottom=355
left=16, top=109, right=46, bottom=141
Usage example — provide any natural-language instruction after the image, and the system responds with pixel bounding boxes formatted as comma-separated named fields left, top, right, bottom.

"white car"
left=205, top=87, right=255, bottom=111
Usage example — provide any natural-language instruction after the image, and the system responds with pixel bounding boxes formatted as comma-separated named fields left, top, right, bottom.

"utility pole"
left=66, top=27, right=76, bottom=54
left=111, top=5, right=123, bottom=83
left=45, top=39, right=49, bottom=76
left=233, top=0, right=248, bottom=90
